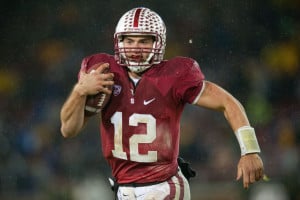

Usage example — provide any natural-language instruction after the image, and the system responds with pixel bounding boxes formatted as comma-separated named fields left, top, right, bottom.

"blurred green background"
left=0, top=0, right=299, bottom=199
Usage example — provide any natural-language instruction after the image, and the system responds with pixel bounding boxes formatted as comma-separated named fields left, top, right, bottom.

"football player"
left=60, top=7, right=264, bottom=200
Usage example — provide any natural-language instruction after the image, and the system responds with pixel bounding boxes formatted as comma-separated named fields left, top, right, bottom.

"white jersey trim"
left=192, top=80, right=206, bottom=105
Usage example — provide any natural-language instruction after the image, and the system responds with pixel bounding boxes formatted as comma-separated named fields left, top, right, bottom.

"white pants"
left=117, top=170, right=190, bottom=200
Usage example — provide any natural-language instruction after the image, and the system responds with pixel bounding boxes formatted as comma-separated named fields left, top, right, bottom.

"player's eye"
left=123, top=39, right=134, bottom=45
left=124, top=40, right=132, bottom=45
left=140, top=39, right=152, bottom=44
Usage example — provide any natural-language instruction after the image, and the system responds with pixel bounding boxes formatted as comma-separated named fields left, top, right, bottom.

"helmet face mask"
left=114, top=7, right=166, bottom=73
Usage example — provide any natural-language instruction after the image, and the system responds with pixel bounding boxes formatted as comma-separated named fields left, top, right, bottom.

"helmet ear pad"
left=114, top=7, right=166, bottom=73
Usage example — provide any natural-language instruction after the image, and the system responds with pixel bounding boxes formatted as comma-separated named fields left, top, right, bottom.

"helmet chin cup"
left=128, top=64, right=151, bottom=73
left=114, top=7, right=166, bottom=72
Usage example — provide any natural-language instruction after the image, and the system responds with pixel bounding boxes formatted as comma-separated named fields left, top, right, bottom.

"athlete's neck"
left=128, top=71, right=141, bottom=86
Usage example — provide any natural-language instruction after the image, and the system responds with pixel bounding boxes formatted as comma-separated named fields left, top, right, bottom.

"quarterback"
left=60, top=7, right=264, bottom=200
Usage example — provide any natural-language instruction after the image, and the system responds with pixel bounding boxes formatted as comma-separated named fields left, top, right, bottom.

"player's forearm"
left=60, top=84, right=87, bottom=138
left=223, top=96, right=261, bottom=155
left=223, top=97, right=250, bottom=132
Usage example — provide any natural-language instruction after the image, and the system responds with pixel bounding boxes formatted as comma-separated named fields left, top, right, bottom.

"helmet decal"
left=133, top=8, right=142, bottom=27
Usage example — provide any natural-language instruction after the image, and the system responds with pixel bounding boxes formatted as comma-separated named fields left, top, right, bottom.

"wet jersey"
left=80, top=53, right=205, bottom=184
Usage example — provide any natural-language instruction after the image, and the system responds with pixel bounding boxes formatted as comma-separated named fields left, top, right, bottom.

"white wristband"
left=235, top=126, right=261, bottom=156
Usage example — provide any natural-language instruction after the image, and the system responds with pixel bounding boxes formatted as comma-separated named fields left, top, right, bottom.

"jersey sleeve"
left=174, top=58, right=205, bottom=104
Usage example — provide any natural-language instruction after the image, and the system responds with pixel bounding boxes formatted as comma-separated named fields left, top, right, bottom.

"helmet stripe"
left=133, top=8, right=142, bottom=27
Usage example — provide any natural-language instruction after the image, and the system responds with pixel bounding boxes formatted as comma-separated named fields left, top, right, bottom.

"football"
left=84, top=63, right=112, bottom=116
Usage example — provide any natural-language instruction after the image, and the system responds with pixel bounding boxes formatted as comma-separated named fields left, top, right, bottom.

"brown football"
left=84, top=63, right=112, bottom=116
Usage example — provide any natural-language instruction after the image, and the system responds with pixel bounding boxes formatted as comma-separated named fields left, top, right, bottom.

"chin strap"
left=235, top=126, right=261, bottom=156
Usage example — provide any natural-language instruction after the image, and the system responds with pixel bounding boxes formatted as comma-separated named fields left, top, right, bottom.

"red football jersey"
left=80, top=53, right=205, bottom=184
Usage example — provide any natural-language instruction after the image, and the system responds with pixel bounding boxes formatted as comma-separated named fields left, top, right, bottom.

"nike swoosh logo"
left=143, top=98, right=156, bottom=105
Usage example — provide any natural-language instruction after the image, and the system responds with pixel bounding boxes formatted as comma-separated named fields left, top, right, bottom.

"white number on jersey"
left=111, top=112, right=158, bottom=163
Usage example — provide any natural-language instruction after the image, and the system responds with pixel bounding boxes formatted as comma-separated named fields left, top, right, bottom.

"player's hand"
left=77, top=63, right=114, bottom=95
left=236, top=153, right=264, bottom=189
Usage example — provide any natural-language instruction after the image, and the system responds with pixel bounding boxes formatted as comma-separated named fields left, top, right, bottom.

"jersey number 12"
left=111, top=111, right=158, bottom=163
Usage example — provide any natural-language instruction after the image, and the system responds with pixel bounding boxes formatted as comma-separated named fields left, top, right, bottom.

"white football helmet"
left=114, top=7, right=166, bottom=73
